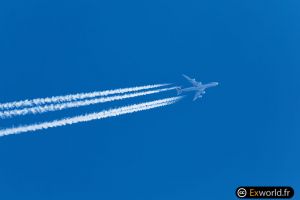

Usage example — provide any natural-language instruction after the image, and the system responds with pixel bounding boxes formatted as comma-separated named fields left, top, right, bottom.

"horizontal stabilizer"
left=176, top=87, right=182, bottom=95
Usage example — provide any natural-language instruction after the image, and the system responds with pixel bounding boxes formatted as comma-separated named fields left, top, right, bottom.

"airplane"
left=176, top=74, right=219, bottom=101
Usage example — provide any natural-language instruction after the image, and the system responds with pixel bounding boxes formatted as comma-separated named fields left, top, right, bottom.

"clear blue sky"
left=0, top=0, right=299, bottom=199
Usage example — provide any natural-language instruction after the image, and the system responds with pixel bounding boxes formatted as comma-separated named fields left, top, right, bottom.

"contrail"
left=0, top=87, right=177, bottom=118
left=0, top=96, right=182, bottom=137
left=0, top=84, right=169, bottom=110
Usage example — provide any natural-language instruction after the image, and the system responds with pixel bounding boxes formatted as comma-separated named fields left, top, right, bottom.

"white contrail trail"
left=0, top=96, right=182, bottom=137
left=0, top=87, right=177, bottom=119
left=0, top=84, right=169, bottom=111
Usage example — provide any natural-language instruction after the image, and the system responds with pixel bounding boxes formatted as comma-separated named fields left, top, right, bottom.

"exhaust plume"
left=0, top=87, right=177, bottom=118
left=0, top=96, right=182, bottom=137
left=0, top=84, right=169, bottom=110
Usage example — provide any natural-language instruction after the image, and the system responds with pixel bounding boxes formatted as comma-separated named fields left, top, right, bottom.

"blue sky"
left=0, top=0, right=299, bottom=199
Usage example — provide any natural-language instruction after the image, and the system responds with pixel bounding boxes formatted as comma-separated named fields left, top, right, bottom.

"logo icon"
left=235, top=186, right=294, bottom=199
left=237, top=188, right=247, bottom=198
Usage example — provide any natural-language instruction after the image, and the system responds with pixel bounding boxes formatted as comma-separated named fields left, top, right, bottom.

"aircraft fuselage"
left=181, top=82, right=218, bottom=93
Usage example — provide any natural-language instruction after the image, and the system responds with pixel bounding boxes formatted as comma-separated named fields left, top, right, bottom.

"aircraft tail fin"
left=176, top=87, right=182, bottom=95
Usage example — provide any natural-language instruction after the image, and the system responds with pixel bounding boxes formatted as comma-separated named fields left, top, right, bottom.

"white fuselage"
left=181, top=82, right=219, bottom=93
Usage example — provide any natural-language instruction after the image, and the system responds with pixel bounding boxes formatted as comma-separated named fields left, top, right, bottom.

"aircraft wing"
left=182, top=74, right=201, bottom=87
left=193, top=91, right=203, bottom=101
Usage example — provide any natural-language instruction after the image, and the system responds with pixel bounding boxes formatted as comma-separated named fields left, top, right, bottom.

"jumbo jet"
left=176, top=74, right=219, bottom=101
